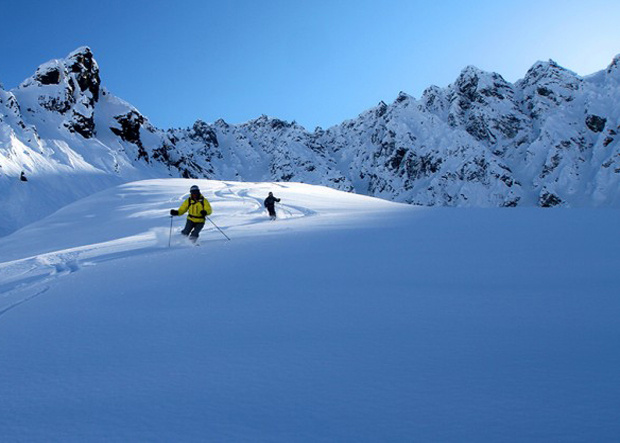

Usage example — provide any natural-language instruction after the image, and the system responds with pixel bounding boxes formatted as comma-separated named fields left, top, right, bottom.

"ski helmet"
left=190, top=185, right=200, bottom=193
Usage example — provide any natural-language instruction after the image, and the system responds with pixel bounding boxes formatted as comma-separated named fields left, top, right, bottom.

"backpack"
left=188, top=197, right=207, bottom=214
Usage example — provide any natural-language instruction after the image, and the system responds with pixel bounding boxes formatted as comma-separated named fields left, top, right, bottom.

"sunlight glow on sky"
left=2, top=0, right=619, bottom=130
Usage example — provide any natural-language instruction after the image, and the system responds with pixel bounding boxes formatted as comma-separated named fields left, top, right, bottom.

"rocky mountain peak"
left=453, top=66, right=512, bottom=101
left=64, top=46, right=101, bottom=101
left=515, top=59, right=582, bottom=119
left=457, top=64, right=485, bottom=78
left=14, top=47, right=101, bottom=138
left=212, top=118, right=230, bottom=131
left=443, top=65, right=521, bottom=143
left=421, top=85, right=447, bottom=112
left=190, top=119, right=219, bottom=146
left=394, top=91, right=412, bottom=104
left=22, top=46, right=100, bottom=99
left=607, top=54, right=620, bottom=76
left=519, top=59, right=581, bottom=90
left=245, top=114, right=298, bottom=132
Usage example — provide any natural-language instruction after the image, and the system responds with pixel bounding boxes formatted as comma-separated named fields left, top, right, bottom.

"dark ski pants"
left=181, top=219, right=204, bottom=242
left=267, top=206, right=276, bottom=218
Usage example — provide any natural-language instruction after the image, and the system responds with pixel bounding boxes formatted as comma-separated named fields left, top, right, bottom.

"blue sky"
left=2, top=0, right=619, bottom=130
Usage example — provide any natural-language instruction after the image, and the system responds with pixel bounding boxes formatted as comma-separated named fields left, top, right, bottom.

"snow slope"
left=0, top=180, right=619, bottom=441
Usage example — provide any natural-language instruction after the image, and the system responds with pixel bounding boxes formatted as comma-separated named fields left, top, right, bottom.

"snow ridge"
left=1, top=48, right=620, bottom=235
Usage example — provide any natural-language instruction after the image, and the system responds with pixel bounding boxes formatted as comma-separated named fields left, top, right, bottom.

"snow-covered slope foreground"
left=0, top=179, right=619, bottom=441
left=2, top=48, right=620, bottom=236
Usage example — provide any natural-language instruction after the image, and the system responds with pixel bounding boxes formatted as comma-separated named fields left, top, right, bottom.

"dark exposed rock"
left=458, top=157, right=490, bottom=183
left=190, top=120, right=219, bottom=147
left=602, top=159, right=614, bottom=168
left=585, top=114, right=606, bottom=133
left=497, top=172, right=515, bottom=187
left=466, top=114, right=493, bottom=142
left=181, top=168, right=195, bottom=179
left=395, top=92, right=410, bottom=104
left=110, top=111, right=149, bottom=161
left=67, top=47, right=100, bottom=102
left=404, top=153, right=443, bottom=180
left=501, top=197, right=520, bottom=207
left=539, top=192, right=563, bottom=207
left=36, top=68, right=61, bottom=85
left=456, top=67, right=481, bottom=103
left=422, top=86, right=445, bottom=111
left=111, top=111, right=145, bottom=145
left=375, top=101, right=388, bottom=118
left=607, top=55, right=620, bottom=74
left=270, top=119, right=289, bottom=130
left=495, top=114, right=522, bottom=139
left=541, top=153, right=562, bottom=178
left=386, top=147, right=407, bottom=170
left=66, top=111, right=95, bottom=138
left=151, top=145, right=173, bottom=164
left=214, top=118, right=229, bottom=128
left=38, top=94, right=72, bottom=114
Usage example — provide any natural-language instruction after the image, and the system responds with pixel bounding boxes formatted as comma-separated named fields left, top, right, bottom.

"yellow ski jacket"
left=178, top=195, right=212, bottom=222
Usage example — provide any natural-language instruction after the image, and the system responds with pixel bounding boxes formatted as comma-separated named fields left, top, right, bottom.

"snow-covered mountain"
left=1, top=47, right=620, bottom=235
left=320, top=58, right=620, bottom=207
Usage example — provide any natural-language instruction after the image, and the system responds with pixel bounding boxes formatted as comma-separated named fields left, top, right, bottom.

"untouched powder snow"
left=0, top=179, right=619, bottom=441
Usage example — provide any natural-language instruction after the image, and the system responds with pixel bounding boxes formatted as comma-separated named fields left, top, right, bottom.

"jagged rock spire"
left=16, top=47, right=101, bottom=138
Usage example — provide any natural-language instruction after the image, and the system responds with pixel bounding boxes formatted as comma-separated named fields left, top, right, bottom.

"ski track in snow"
left=0, top=234, right=155, bottom=316
left=0, top=286, right=50, bottom=319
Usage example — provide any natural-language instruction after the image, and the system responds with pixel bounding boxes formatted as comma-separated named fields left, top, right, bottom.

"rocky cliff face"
left=316, top=57, right=620, bottom=207
left=1, top=48, right=620, bottom=234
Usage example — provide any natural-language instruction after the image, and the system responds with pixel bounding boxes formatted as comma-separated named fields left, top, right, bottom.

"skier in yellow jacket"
left=170, top=185, right=212, bottom=243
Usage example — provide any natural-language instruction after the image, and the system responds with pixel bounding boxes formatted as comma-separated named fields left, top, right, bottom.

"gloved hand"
left=170, top=209, right=179, bottom=216
left=200, top=210, right=207, bottom=216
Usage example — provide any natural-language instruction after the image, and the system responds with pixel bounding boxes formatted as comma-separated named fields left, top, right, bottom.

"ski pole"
left=168, top=215, right=173, bottom=248
left=206, top=216, right=231, bottom=241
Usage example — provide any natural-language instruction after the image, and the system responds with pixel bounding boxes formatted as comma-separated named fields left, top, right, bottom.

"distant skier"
left=20, top=171, right=27, bottom=182
left=170, top=185, right=212, bottom=243
left=264, top=192, right=281, bottom=220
